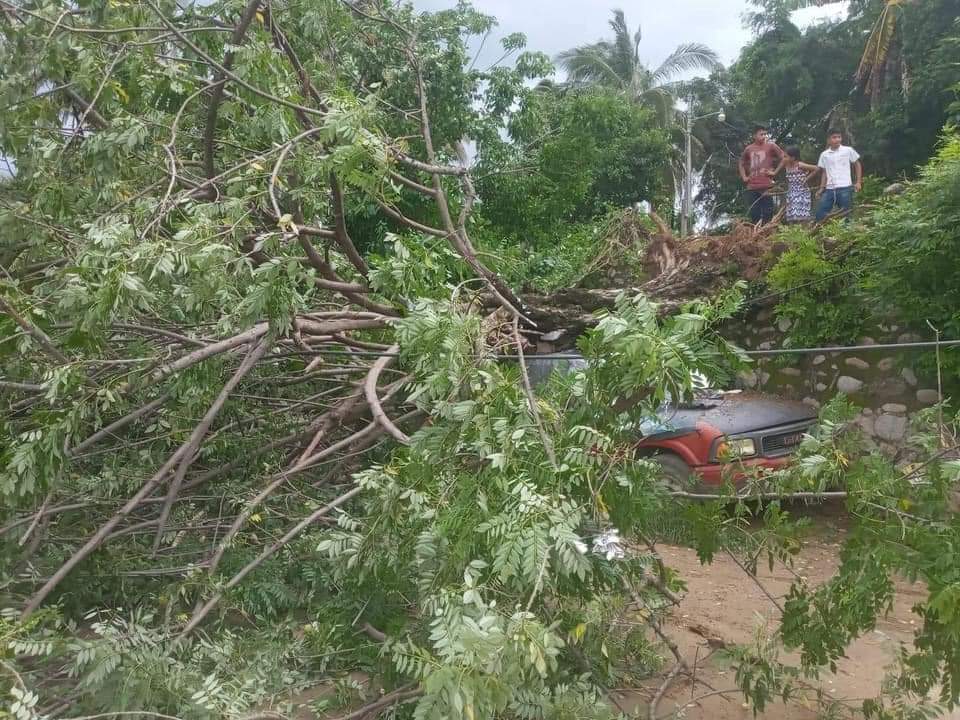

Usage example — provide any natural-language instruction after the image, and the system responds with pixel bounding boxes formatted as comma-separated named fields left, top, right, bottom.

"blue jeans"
left=816, top=186, right=854, bottom=222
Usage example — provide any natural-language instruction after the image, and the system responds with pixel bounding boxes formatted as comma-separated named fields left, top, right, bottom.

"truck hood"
left=654, top=391, right=817, bottom=435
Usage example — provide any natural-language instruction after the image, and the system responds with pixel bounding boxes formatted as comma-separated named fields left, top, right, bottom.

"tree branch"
left=363, top=345, right=410, bottom=444
left=22, top=335, right=269, bottom=618
left=151, top=336, right=271, bottom=555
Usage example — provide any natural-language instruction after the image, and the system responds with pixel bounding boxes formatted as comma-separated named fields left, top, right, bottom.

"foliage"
left=765, top=225, right=868, bottom=346
left=556, top=9, right=721, bottom=122
left=474, top=88, right=671, bottom=249
left=694, top=2, right=960, bottom=223
left=3, top=0, right=960, bottom=718
left=766, top=131, right=960, bottom=385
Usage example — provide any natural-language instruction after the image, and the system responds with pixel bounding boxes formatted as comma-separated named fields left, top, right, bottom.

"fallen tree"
left=2, top=2, right=960, bottom=719
left=512, top=212, right=788, bottom=337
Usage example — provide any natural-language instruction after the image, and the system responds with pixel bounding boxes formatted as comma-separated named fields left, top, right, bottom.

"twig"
left=180, top=485, right=364, bottom=636
left=0, top=295, right=71, bottom=365
left=724, top=549, right=784, bottom=613
left=512, top=315, right=557, bottom=470
left=328, top=686, right=424, bottom=720
left=68, top=394, right=171, bottom=457
left=927, top=320, right=946, bottom=448
left=18, top=490, right=52, bottom=547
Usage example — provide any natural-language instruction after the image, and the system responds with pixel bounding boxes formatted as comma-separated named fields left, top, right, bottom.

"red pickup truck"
left=527, top=355, right=818, bottom=491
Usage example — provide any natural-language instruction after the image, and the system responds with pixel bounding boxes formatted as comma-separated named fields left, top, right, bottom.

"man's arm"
left=816, top=155, right=827, bottom=197
left=771, top=145, right=788, bottom=176
left=853, top=160, right=863, bottom=191
left=738, top=151, right=749, bottom=183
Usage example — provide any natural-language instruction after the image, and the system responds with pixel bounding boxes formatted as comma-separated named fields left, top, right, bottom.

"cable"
left=300, top=338, right=960, bottom=362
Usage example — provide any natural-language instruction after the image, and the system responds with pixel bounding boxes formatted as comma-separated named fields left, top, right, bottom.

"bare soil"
left=618, top=505, right=954, bottom=719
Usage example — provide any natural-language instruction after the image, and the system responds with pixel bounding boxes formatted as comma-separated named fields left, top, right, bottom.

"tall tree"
left=556, top=9, right=722, bottom=125
left=556, top=9, right=723, bottom=225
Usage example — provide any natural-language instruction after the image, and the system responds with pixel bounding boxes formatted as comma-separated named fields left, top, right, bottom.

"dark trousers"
left=746, top=190, right=775, bottom=225
left=816, top=186, right=854, bottom=222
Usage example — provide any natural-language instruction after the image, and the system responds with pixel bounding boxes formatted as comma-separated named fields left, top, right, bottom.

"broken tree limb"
left=330, top=174, right=370, bottom=276
left=151, top=336, right=271, bottom=555
left=364, top=345, right=409, bottom=445
left=68, top=394, right=172, bottom=457
left=512, top=315, right=557, bottom=470
left=180, top=485, right=364, bottom=637
left=201, top=0, right=264, bottom=179
left=22, top=334, right=271, bottom=618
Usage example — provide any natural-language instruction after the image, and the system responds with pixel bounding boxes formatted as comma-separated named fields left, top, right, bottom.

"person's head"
left=785, top=145, right=801, bottom=162
left=752, top=125, right=769, bottom=144
left=827, top=129, right=843, bottom=149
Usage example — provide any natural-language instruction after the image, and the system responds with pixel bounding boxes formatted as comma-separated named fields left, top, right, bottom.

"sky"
left=413, top=0, right=847, bottom=78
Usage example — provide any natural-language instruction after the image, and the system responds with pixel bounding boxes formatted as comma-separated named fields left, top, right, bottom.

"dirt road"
left=619, top=507, right=949, bottom=719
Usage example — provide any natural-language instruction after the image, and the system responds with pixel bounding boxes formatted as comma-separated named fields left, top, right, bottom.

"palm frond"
left=855, top=0, right=903, bottom=96
left=640, top=86, right=680, bottom=129
left=759, top=0, right=843, bottom=10
left=609, top=9, right=638, bottom=80
left=650, top=43, right=723, bottom=86
left=556, top=44, right=627, bottom=88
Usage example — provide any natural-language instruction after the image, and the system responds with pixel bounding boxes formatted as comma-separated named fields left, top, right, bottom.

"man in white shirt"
left=815, top=129, right=863, bottom=222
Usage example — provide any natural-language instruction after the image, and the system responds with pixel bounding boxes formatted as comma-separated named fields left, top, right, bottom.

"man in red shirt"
left=739, top=125, right=785, bottom=225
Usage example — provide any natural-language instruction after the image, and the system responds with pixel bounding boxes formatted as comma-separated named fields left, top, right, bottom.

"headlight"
left=716, top=438, right=757, bottom=460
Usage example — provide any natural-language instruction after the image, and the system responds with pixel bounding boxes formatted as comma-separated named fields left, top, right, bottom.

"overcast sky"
left=413, top=0, right=847, bottom=77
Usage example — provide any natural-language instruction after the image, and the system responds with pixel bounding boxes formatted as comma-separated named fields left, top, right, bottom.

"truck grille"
left=762, top=427, right=809, bottom=456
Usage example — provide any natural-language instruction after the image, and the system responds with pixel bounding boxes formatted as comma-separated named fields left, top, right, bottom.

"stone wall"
left=725, top=308, right=943, bottom=450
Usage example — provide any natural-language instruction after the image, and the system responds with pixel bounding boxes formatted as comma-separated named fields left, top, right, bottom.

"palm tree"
left=768, top=0, right=911, bottom=100
left=556, top=10, right=723, bottom=228
left=556, top=9, right=722, bottom=126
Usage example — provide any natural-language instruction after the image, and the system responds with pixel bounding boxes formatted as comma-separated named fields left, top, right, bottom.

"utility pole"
left=680, top=98, right=724, bottom=239
left=682, top=97, right=693, bottom=239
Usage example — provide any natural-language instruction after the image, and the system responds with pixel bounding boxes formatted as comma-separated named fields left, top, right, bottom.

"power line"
left=305, top=338, right=960, bottom=362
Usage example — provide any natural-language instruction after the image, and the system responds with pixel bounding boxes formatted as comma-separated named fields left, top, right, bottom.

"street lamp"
left=681, top=98, right=725, bottom=239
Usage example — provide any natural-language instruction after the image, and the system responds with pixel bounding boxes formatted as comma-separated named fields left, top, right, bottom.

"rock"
left=757, top=340, right=774, bottom=351
left=760, top=371, right=771, bottom=385
left=858, top=336, right=877, bottom=346
left=877, top=357, right=896, bottom=372
left=898, top=332, right=923, bottom=344
left=917, top=389, right=942, bottom=405
left=541, top=329, right=566, bottom=342
left=883, top=182, right=907, bottom=196
left=780, top=367, right=803, bottom=377
left=812, top=354, right=826, bottom=366
left=845, top=357, right=871, bottom=370
left=738, top=370, right=758, bottom=388
left=861, top=408, right=875, bottom=416
left=901, top=367, right=918, bottom=387
left=815, top=382, right=828, bottom=392
left=758, top=326, right=777, bottom=337
left=756, top=309, right=773, bottom=323
left=875, top=414, right=908, bottom=443
left=856, top=414, right=876, bottom=436
left=882, top=403, right=908, bottom=415
left=802, top=397, right=821, bottom=409
left=777, top=317, right=793, bottom=332
left=837, top=376, right=864, bottom=394
left=873, top=377, right=909, bottom=400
